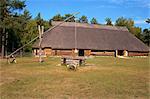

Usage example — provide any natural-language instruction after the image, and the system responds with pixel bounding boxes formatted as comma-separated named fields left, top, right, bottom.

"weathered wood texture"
left=91, top=51, right=115, bottom=56
left=33, top=49, right=149, bottom=57
left=128, top=52, right=149, bottom=56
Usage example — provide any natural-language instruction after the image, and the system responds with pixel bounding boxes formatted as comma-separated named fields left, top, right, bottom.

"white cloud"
left=55, top=0, right=150, bottom=8
left=97, top=5, right=117, bottom=8
left=108, top=0, right=150, bottom=8
left=134, top=20, right=146, bottom=24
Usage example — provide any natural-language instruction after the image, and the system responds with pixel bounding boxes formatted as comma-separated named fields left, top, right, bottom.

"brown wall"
left=44, top=48, right=52, bottom=56
left=84, top=50, right=91, bottom=56
left=91, top=51, right=115, bottom=56
left=128, top=52, right=149, bottom=56
left=33, top=49, right=45, bottom=56
left=34, top=48, right=73, bottom=56
left=52, top=50, right=72, bottom=56
left=33, top=48, right=149, bottom=57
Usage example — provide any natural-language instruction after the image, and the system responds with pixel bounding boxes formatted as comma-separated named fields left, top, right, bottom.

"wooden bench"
left=61, top=56, right=86, bottom=66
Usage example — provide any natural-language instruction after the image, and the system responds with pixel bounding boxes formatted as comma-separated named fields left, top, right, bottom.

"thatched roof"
left=33, top=22, right=149, bottom=52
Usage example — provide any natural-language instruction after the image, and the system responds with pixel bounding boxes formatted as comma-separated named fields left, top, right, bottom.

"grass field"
left=0, top=56, right=149, bottom=99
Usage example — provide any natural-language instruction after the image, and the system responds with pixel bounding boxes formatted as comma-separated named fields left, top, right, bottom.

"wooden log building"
left=32, top=21, right=149, bottom=57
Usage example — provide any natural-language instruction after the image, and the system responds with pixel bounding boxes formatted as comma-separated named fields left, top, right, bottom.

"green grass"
left=0, top=56, right=149, bottom=99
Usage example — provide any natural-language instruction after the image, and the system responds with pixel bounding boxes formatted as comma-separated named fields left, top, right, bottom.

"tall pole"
left=38, top=25, right=44, bottom=63
left=38, top=25, right=42, bottom=63
left=74, top=18, right=78, bottom=56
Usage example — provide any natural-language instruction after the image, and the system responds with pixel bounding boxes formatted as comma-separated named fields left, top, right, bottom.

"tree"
left=23, top=13, right=50, bottom=52
left=141, top=29, right=150, bottom=46
left=64, top=14, right=75, bottom=22
left=115, top=17, right=143, bottom=39
left=19, top=10, right=33, bottom=52
left=126, top=18, right=134, bottom=29
left=141, top=19, right=150, bottom=46
left=5, top=9, right=32, bottom=53
left=105, top=18, right=113, bottom=26
left=51, top=14, right=64, bottom=21
left=0, top=0, right=26, bottom=57
left=79, top=15, right=88, bottom=23
left=90, top=18, right=98, bottom=24
left=145, top=18, right=150, bottom=24
left=21, top=19, right=37, bottom=52
left=115, top=17, right=128, bottom=26
left=115, top=17, right=134, bottom=28
left=129, top=27, right=142, bottom=39
left=35, top=13, right=44, bottom=26
left=35, top=13, right=50, bottom=30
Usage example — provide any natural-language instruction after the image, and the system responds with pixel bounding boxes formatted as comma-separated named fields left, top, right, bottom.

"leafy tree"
left=90, top=18, right=98, bottom=24
left=22, top=19, right=37, bottom=52
left=35, top=13, right=44, bottom=26
left=0, top=0, right=26, bottom=30
left=7, top=9, right=32, bottom=52
left=115, top=17, right=134, bottom=28
left=105, top=18, right=113, bottom=26
left=115, top=17, right=143, bottom=39
left=23, top=13, right=50, bottom=52
left=0, top=0, right=26, bottom=57
left=115, top=17, right=128, bottom=26
left=51, top=14, right=64, bottom=21
left=129, top=27, right=142, bottom=39
left=43, top=20, right=51, bottom=31
left=64, top=14, right=75, bottom=22
left=141, top=29, right=150, bottom=46
left=35, top=13, right=50, bottom=30
left=126, top=18, right=134, bottom=29
left=79, top=15, right=88, bottom=23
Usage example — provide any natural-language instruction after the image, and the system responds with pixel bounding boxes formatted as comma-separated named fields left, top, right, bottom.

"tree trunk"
left=1, top=28, right=5, bottom=58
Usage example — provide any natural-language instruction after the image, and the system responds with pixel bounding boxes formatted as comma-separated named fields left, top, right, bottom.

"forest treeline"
left=0, top=0, right=149, bottom=57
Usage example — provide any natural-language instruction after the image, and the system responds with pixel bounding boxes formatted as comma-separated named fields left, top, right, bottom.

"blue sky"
left=25, top=0, right=150, bottom=29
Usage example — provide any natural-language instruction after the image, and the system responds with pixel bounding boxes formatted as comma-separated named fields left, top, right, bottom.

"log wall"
left=33, top=48, right=149, bottom=57
left=128, top=52, right=149, bottom=56
left=84, top=50, right=91, bottom=56
left=91, top=51, right=115, bottom=56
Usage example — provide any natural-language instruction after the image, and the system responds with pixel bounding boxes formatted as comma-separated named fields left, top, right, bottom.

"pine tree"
left=64, top=14, right=75, bottom=22
left=0, top=0, right=26, bottom=57
left=79, top=15, right=88, bottom=23
left=35, top=13, right=44, bottom=26
left=90, top=18, right=98, bottom=24
left=105, top=18, right=113, bottom=25
left=145, top=18, right=150, bottom=24
left=51, top=14, right=64, bottom=21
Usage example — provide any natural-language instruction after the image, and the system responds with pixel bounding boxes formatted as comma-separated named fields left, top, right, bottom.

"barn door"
left=79, top=49, right=84, bottom=56
left=118, top=50, right=124, bottom=56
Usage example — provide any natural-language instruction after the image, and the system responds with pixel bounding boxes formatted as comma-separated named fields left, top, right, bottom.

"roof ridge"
left=51, top=21, right=129, bottom=31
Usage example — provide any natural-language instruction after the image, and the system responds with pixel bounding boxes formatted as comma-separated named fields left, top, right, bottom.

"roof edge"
left=51, top=21, right=129, bottom=31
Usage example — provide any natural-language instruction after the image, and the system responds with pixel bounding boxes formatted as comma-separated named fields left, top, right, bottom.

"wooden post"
left=123, top=50, right=128, bottom=56
left=74, top=18, right=78, bottom=57
left=38, top=25, right=44, bottom=63
left=115, top=50, right=118, bottom=57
